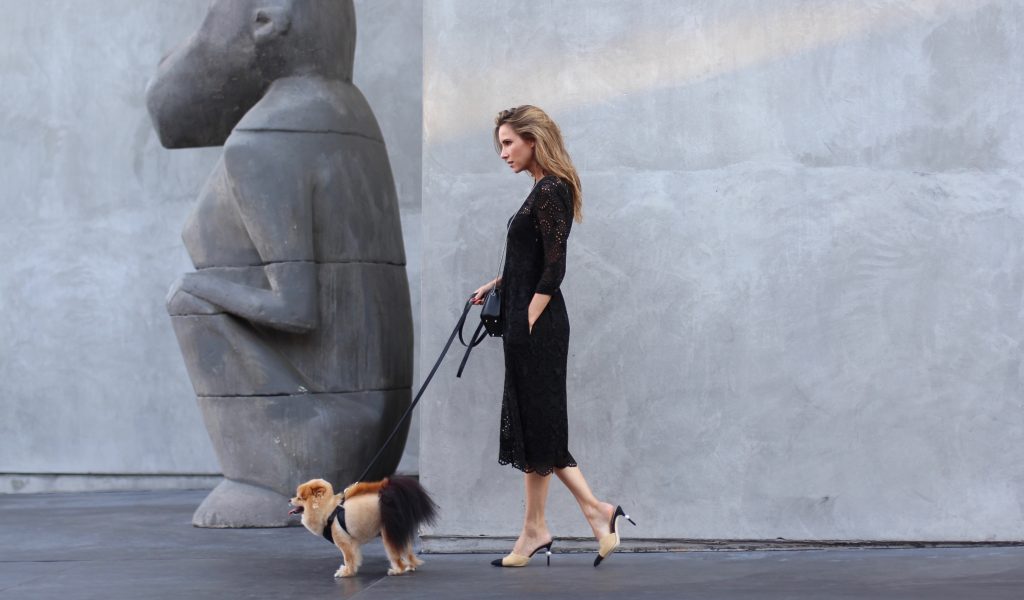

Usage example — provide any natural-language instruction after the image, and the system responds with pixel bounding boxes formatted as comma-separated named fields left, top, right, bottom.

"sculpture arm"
left=180, top=133, right=318, bottom=333
left=178, top=262, right=317, bottom=333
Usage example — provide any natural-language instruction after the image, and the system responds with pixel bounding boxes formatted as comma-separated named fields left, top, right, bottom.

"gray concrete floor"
left=1, top=490, right=1022, bottom=599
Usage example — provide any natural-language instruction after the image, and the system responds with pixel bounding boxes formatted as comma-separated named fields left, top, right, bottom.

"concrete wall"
left=0, top=0, right=423, bottom=492
left=420, top=0, right=1024, bottom=544
left=356, top=0, right=424, bottom=475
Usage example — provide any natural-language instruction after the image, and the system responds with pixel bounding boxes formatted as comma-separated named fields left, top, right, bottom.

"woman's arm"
left=533, top=180, right=571, bottom=295
left=529, top=179, right=571, bottom=330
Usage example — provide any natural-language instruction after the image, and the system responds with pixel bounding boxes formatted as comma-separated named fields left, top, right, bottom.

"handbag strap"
left=492, top=215, right=514, bottom=286
left=492, top=178, right=543, bottom=285
left=457, top=192, right=536, bottom=379
left=452, top=213, right=514, bottom=378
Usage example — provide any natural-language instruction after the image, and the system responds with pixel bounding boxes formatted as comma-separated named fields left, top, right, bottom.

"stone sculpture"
left=145, top=0, right=413, bottom=527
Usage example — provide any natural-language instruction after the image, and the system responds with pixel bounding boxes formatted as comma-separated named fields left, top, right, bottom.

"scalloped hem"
left=498, top=457, right=578, bottom=476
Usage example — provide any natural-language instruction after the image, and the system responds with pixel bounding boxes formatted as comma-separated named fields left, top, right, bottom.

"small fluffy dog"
left=289, top=476, right=438, bottom=578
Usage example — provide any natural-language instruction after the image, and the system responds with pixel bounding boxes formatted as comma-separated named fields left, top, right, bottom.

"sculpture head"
left=146, top=0, right=356, bottom=148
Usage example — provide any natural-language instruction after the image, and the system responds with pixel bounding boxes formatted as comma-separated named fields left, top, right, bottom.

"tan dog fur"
left=290, top=478, right=424, bottom=577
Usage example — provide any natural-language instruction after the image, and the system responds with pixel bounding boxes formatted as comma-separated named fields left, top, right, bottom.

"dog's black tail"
left=379, top=476, right=439, bottom=548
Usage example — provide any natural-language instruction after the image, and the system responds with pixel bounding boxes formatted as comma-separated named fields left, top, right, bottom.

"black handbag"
left=480, top=286, right=502, bottom=336
left=479, top=216, right=513, bottom=337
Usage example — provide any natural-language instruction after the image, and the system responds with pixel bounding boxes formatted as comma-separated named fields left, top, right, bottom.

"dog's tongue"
left=288, top=506, right=304, bottom=516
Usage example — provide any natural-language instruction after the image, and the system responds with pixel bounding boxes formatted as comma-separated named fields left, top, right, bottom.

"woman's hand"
left=471, top=279, right=496, bottom=305
left=527, top=293, right=551, bottom=334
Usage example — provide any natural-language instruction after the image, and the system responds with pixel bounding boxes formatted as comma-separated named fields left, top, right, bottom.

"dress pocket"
left=528, top=307, right=547, bottom=338
left=505, top=308, right=530, bottom=346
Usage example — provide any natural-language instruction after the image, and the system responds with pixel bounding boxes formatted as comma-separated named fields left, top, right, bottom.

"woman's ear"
left=253, top=6, right=292, bottom=44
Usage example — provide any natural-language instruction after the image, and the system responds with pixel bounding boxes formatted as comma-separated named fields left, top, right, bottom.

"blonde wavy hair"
left=494, top=105, right=583, bottom=223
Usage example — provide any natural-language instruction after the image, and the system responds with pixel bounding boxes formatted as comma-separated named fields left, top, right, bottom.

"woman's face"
left=498, top=124, right=535, bottom=174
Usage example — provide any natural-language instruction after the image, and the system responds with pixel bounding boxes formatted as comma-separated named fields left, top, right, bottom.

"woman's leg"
left=554, top=466, right=615, bottom=540
left=512, top=471, right=554, bottom=554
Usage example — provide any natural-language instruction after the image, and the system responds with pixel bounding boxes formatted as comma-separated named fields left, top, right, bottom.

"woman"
left=472, top=106, right=635, bottom=568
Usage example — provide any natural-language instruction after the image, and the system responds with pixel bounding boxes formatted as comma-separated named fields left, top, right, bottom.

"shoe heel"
left=537, top=541, right=553, bottom=566
left=614, top=505, right=637, bottom=527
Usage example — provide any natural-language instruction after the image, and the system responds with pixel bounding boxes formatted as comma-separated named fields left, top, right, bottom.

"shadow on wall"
left=427, top=0, right=1005, bottom=172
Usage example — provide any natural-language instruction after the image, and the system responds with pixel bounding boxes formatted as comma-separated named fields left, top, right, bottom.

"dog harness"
left=322, top=504, right=349, bottom=543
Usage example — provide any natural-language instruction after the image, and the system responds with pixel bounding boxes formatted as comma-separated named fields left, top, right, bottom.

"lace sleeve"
left=533, top=178, right=572, bottom=295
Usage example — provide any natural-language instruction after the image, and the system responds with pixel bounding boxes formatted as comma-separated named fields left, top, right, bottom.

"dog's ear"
left=310, top=484, right=328, bottom=509
left=296, top=482, right=313, bottom=500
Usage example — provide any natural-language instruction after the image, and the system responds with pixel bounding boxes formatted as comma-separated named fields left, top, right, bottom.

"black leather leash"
left=456, top=302, right=489, bottom=378
left=350, top=298, right=489, bottom=487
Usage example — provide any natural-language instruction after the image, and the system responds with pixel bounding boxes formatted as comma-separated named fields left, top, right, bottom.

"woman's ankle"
left=584, top=500, right=610, bottom=520
left=521, top=524, right=550, bottom=539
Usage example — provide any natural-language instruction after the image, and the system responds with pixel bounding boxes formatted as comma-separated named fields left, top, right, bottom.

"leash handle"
left=351, top=300, right=479, bottom=486
left=457, top=321, right=489, bottom=378
left=457, top=295, right=488, bottom=349
left=456, top=292, right=489, bottom=377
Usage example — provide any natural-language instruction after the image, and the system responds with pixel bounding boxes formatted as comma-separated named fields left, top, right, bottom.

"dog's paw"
left=387, top=567, right=406, bottom=576
left=334, top=566, right=356, bottom=578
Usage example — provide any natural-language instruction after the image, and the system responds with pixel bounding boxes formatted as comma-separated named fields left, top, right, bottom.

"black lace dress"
left=497, top=175, right=578, bottom=475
